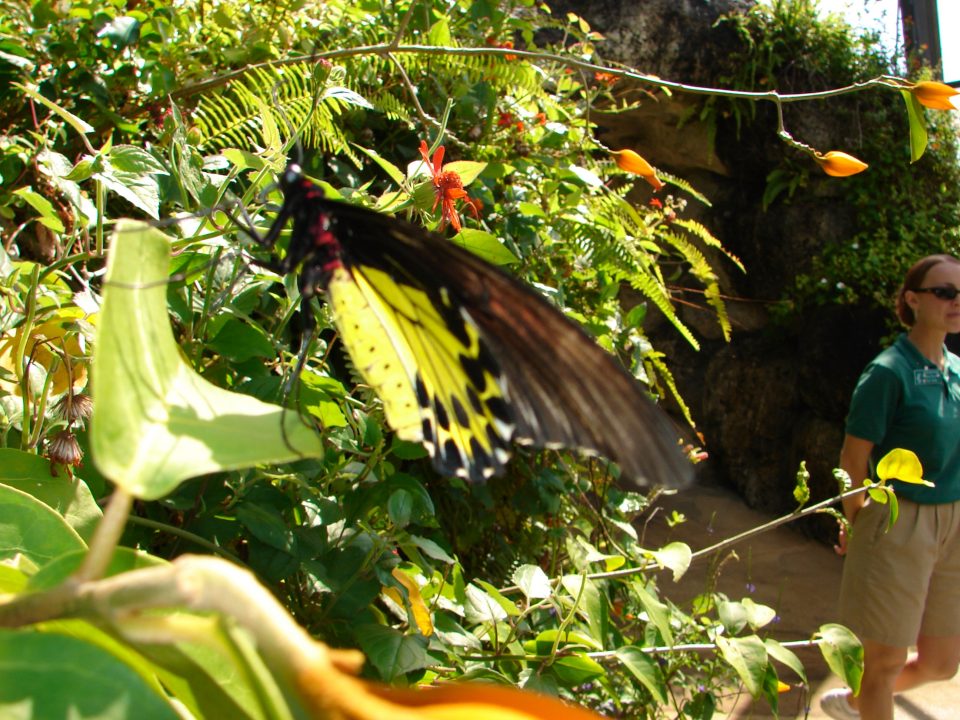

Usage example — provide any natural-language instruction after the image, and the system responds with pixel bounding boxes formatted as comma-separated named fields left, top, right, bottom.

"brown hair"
left=896, top=254, right=960, bottom=326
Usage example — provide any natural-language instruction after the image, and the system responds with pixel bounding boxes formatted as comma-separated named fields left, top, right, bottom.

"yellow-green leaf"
left=876, top=448, right=931, bottom=486
left=900, top=89, right=928, bottom=163
left=91, top=222, right=324, bottom=500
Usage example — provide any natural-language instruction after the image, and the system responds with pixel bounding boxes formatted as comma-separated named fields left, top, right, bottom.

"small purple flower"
left=745, top=582, right=756, bottom=593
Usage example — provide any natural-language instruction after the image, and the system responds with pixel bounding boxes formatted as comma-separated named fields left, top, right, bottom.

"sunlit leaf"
left=392, top=567, right=434, bottom=636
left=0, top=630, right=180, bottom=719
left=452, top=228, right=519, bottom=265
left=816, top=623, right=863, bottom=694
left=0, top=483, right=85, bottom=566
left=513, top=565, right=552, bottom=601
left=876, top=448, right=930, bottom=486
left=764, top=638, right=808, bottom=684
left=615, top=646, right=668, bottom=703
left=0, top=449, right=101, bottom=541
left=650, top=541, right=692, bottom=581
left=91, top=222, right=324, bottom=500
left=716, top=635, right=767, bottom=697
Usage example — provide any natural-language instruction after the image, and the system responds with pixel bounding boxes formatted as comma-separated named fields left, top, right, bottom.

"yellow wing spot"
left=328, top=265, right=514, bottom=481
left=329, top=268, right=423, bottom=442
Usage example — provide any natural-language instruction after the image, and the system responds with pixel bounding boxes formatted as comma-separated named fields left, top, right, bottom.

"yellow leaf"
left=392, top=567, right=434, bottom=637
left=0, top=316, right=90, bottom=396
left=876, top=448, right=932, bottom=486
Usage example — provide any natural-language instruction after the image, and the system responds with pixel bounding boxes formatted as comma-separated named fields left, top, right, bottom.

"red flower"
left=497, top=112, right=515, bottom=127
left=419, top=141, right=480, bottom=233
left=486, top=36, right=517, bottom=61
left=594, top=71, right=618, bottom=86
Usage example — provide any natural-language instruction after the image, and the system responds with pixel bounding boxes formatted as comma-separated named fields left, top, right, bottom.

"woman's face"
left=907, top=261, right=960, bottom=334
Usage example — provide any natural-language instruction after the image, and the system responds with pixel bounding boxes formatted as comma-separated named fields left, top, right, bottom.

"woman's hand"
left=834, top=517, right=853, bottom=555
left=835, top=434, right=874, bottom=556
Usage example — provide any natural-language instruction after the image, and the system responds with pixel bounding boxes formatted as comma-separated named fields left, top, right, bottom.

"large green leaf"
left=355, top=624, right=430, bottom=680
left=716, top=634, right=767, bottom=697
left=0, top=449, right=102, bottom=541
left=615, top=646, right=668, bottom=704
left=900, top=90, right=928, bottom=163
left=91, top=221, right=324, bottom=500
left=0, top=630, right=180, bottom=720
left=816, top=623, right=863, bottom=694
left=548, top=652, right=605, bottom=687
left=27, top=547, right=165, bottom=591
left=0, top=483, right=86, bottom=566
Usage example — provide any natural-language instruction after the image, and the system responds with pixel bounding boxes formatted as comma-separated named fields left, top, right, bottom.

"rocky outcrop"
left=553, top=0, right=893, bottom=536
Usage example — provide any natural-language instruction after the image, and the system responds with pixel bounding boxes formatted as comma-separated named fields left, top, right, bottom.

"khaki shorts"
left=839, top=497, right=960, bottom=648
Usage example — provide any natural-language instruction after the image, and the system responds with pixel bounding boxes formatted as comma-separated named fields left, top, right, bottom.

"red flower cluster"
left=486, top=36, right=517, bottom=61
left=419, top=141, right=480, bottom=233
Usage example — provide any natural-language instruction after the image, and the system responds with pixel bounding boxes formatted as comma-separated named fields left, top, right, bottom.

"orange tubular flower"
left=814, top=150, right=869, bottom=178
left=911, top=81, right=960, bottom=111
left=367, top=681, right=605, bottom=720
left=419, top=140, right=480, bottom=232
left=297, top=648, right=606, bottom=720
left=612, top=149, right=664, bottom=191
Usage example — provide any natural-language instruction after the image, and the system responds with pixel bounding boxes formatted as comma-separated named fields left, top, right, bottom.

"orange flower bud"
left=911, top=81, right=960, bottom=111
left=814, top=150, right=868, bottom=178
left=612, top=149, right=664, bottom=190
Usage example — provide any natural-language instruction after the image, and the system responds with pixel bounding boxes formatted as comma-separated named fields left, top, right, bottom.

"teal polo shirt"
left=846, top=334, right=960, bottom=503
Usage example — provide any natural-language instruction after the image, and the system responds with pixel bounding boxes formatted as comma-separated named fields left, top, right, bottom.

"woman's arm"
left=839, top=434, right=874, bottom=521
left=835, top=434, right=874, bottom=555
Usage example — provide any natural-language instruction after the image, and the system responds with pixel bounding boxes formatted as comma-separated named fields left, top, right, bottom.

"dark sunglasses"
left=914, top=286, right=960, bottom=301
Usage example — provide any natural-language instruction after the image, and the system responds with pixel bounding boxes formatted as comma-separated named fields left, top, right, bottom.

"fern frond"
left=195, top=62, right=362, bottom=163
left=672, top=218, right=744, bottom=271
left=606, top=264, right=699, bottom=349
left=660, top=230, right=732, bottom=341
left=659, top=171, right=712, bottom=206
left=703, top=281, right=733, bottom=341
left=643, top=350, right=694, bottom=426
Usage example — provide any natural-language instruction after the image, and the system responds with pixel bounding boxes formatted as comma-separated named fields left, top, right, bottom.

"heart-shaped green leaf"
left=91, top=222, right=324, bottom=500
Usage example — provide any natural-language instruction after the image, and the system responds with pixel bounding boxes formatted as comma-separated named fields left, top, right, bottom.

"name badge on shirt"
left=914, top=368, right=942, bottom=385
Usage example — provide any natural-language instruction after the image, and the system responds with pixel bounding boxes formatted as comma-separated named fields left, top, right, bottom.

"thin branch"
left=171, top=44, right=911, bottom=108
left=388, top=0, right=419, bottom=51
left=126, top=515, right=243, bottom=564
left=74, top=489, right=133, bottom=583
left=457, top=637, right=826, bottom=664
left=591, top=484, right=869, bottom=584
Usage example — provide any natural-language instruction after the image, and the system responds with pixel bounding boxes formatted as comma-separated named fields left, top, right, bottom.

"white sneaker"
left=820, top=688, right=860, bottom=719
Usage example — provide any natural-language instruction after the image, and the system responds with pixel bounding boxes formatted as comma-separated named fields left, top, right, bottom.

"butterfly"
left=253, top=163, right=693, bottom=489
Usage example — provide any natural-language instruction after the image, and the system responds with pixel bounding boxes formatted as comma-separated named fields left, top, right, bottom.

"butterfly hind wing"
left=469, top=277, right=693, bottom=489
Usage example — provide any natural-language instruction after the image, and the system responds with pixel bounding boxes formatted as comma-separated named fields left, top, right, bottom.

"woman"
left=821, top=254, right=960, bottom=720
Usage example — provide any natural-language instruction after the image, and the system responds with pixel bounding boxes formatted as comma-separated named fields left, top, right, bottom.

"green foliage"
left=716, top=0, right=960, bottom=318
left=0, top=0, right=871, bottom=717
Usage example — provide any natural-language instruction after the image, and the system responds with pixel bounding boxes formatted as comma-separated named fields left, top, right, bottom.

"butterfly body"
left=257, top=164, right=693, bottom=488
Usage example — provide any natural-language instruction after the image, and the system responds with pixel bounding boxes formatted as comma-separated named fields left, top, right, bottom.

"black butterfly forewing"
left=264, top=165, right=693, bottom=489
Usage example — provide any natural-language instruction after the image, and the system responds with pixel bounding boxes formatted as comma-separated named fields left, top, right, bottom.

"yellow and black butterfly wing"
left=301, top=197, right=692, bottom=489
left=327, top=262, right=514, bottom=481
